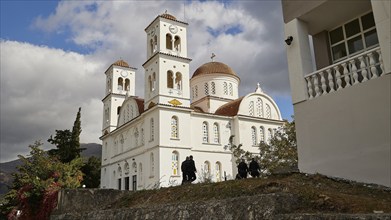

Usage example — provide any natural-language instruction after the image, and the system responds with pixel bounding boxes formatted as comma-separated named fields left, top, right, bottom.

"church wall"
left=157, top=20, right=188, bottom=56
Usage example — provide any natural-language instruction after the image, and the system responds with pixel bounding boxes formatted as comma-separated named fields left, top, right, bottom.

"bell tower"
left=102, top=60, right=136, bottom=135
left=143, top=13, right=191, bottom=110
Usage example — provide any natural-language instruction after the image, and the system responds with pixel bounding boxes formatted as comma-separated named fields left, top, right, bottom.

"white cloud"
left=0, top=40, right=103, bottom=162
left=1, top=0, right=292, bottom=162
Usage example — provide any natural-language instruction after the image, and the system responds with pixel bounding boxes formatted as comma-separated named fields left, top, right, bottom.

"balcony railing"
left=304, top=47, right=385, bottom=99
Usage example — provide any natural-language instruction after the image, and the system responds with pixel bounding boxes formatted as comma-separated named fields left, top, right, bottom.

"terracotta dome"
left=191, top=62, right=238, bottom=79
left=160, top=13, right=176, bottom=21
left=112, top=59, right=129, bottom=68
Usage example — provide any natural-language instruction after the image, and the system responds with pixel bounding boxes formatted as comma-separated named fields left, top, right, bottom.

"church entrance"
left=132, top=175, right=137, bottom=191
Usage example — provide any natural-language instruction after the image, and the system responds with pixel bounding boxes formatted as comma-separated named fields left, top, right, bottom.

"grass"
left=111, top=173, right=391, bottom=213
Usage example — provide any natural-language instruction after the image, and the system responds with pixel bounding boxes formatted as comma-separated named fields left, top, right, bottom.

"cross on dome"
left=211, top=53, right=216, bottom=62
left=255, top=82, right=263, bottom=93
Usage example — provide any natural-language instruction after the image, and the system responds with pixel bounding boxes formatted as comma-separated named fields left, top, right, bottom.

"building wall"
left=294, top=75, right=391, bottom=187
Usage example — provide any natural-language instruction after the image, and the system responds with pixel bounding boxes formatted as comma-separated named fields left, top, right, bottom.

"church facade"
left=100, top=13, right=284, bottom=190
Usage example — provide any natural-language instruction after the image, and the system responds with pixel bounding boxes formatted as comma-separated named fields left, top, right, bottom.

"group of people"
left=236, top=158, right=261, bottom=179
left=181, top=155, right=197, bottom=184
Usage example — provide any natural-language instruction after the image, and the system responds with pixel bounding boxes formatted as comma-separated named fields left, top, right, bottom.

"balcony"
left=304, top=47, right=385, bottom=99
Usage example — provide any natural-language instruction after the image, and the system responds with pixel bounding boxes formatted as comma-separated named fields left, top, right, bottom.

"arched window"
left=268, top=128, right=273, bottom=142
left=202, top=121, right=209, bottom=143
left=126, top=104, right=130, bottom=122
left=172, top=151, right=179, bottom=175
left=120, top=134, right=124, bottom=153
left=150, top=39, right=154, bottom=54
left=211, top=82, right=216, bottom=94
left=213, top=123, right=219, bottom=143
left=249, top=101, right=254, bottom=116
left=139, top=163, right=143, bottom=184
left=204, top=161, right=210, bottom=175
left=266, top=104, right=271, bottom=119
left=175, top=72, right=182, bottom=90
left=114, top=140, right=118, bottom=155
left=118, top=166, right=122, bottom=177
left=153, top=35, right=157, bottom=52
left=148, top=75, right=152, bottom=92
left=134, top=128, right=139, bottom=146
left=256, top=98, right=263, bottom=117
left=259, top=126, right=265, bottom=142
left=150, top=118, right=154, bottom=141
left=229, top=83, right=233, bottom=95
left=118, top=77, right=123, bottom=90
left=215, top=162, right=222, bottom=182
left=167, top=71, right=174, bottom=88
left=174, top=36, right=181, bottom=52
left=130, top=105, right=134, bottom=119
left=195, top=85, right=198, bottom=97
left=150, top=153, right=154, bottom=176
left=192, top=87, right=195, bottom=99
left=125, top=79, right=130, bottom=91
left=166, top=33, right=173, bottom=49
left=171, top=116, right=178, bottom=138
left=223, top=82, right=228, bottom=95
left=117, top=106, right=121, bottom=116
left=152, top=72, right=156, bottom=91
left=141, top=128, right=145, bottom=145
left=251, top=126, right=257, bottom=146
left=204, top=83, right=209, bottom=95
left=124, top=162, right=130, bottom=175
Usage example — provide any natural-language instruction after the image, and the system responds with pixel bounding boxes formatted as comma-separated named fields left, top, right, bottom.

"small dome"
left=191, top=62, right=238, bottom=79
left=160, top=13, right=176, bottom=21
left=112, top=59, right=129, bottom=68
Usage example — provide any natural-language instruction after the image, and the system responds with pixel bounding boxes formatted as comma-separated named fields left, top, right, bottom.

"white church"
left=100, top=13, right=284, bottom=190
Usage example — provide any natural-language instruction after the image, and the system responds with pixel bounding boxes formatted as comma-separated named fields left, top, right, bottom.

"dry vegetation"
left=111, top=173, right=391, bottom=214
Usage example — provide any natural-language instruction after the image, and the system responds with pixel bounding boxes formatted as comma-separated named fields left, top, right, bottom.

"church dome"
left=112, top=59, right=129, bottom=68
left=191, top=62, right=238, bottom=79
left=160, top=13, right=176, bottom=21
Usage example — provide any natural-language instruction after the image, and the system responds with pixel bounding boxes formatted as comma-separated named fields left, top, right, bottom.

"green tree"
left=81, top=156, right=101, bottom=188
left=48, top=107, right=85, bottom=163
left=259, top=120, right=298, bottom=175
left=0, top=141, right=83, bottom=219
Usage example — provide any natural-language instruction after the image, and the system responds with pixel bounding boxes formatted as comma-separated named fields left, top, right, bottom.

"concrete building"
left=100, top=13, right=284, bottom=190
left=282, top=0, right=390, bottom=187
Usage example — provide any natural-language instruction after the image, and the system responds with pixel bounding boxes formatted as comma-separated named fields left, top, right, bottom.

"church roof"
left=191, top=62, right=239, bottom=79
left=214, top=97, right=244, bottom=116
left=160, top=13, right=176, bottom=21
left=113, top=59, right=129, bottom=68
left=134, top=98, right=145, bottom=114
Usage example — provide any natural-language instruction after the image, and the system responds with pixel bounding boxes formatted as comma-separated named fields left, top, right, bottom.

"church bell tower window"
left=166, top=34, right=173, bottom=50
left=167, top=71, right=174, bottom=88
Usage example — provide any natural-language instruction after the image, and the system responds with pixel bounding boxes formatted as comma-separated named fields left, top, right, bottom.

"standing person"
left=189, top=155, right=197, bottom=182
left=249, top=158, right=260, bottom=178
left=181, top=156, right=190, bottom=185
left=237, top=159, right=248, bottom=179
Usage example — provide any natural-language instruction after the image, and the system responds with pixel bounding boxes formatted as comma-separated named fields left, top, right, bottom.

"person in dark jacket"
left=237, top=159, right=248, bottom=179
left=181, top=156, right=190, bottom=184
left=188, top=155, right=197, bottom=182
left=249, top=158, right=260, bottom=178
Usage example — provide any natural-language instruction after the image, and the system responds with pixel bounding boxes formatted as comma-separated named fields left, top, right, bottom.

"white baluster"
left=377, top=49, right=384, bottom=76
left=350, top=59, right=359, bottom=85
left=327, top=69, right=335, bottom=92
left=334, top=66, right=342, bottom=91
left=342, top=63, right=350, bottom=87
left=320, top=71, right=327, bottom=95
left=359, top=56, right=368, bottom=82
left=306, top=77, right=314, bottom=99
left=313, top=75, right=321, bottom=97
left=368, top=52, right=378, bottom=78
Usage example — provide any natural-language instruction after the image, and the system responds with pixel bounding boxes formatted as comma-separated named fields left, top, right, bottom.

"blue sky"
left=0, top=0, right=293, bottom=162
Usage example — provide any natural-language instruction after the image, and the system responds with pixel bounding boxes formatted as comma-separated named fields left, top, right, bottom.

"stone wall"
left=51, top=189, right=391, bottom=220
